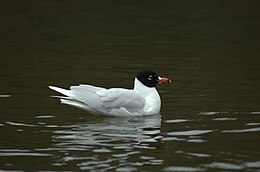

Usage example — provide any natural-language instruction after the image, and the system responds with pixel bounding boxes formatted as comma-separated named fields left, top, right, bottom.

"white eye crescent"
left=148, top=75, right=153, bottom=80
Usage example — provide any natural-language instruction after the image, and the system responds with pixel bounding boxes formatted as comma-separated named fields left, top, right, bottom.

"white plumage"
left=49, top=70, right=170, bottom=117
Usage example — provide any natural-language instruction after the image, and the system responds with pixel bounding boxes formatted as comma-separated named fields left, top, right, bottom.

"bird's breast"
left=143, top=89, right=161, bottom=115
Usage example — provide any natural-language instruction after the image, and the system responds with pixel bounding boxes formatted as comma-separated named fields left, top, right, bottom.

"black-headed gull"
left=49, top=70, right=171, bottom=117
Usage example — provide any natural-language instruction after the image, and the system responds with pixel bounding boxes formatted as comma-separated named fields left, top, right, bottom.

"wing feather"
left=50, top=85, right=146, bottom=116
left=97, top=88, right=145, bottom=113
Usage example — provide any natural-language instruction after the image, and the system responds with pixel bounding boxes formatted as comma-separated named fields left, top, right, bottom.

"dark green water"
left=1, top=1, right=260, bottom=171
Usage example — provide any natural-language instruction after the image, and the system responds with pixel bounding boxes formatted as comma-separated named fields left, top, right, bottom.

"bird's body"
left=49, top=70, right=171, bottom=117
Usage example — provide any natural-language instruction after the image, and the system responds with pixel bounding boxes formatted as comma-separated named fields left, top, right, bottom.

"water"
left=1, top=0, right=260, bottom=171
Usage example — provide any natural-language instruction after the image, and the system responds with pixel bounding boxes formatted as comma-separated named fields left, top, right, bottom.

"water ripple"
left=0, top=149, right=51, bottom=157
left=222, top=127, right=260, bottom=133
left=187, top=153, right=211, bottom=158
left=0, top=94, right=11, bottom=98
left=197, top=112, right=221, bottom=116
left=52, top=115, right=162, bottom=170
left=204, top=160, right=260, bottom=170
left=165, top=119, right=189, bottom=123
left=212, top=117, right=237, bottom=121
left=198, top=111, right=260, bottom=116
left=167, top=130, right=213, bottom=136
left=164, top=166, right=204, bottom=172
left=246, top=122, right=260, bottom=126
left=35, top=115, right=55, bottom=119
left=6, top=121, right=37, bottom=127
left=205, top=162, right=243, bottom=170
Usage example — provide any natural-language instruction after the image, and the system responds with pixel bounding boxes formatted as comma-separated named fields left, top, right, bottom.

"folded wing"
left=49, top=85, right=146, bottom=116
left=97, top=88, right=145, bottom=114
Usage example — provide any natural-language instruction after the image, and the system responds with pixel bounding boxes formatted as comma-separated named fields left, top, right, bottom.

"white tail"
left=48, top=86, right=73, bottom=97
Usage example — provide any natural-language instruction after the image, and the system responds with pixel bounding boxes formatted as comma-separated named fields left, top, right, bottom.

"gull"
left=49, top=70, right=171, bottom=117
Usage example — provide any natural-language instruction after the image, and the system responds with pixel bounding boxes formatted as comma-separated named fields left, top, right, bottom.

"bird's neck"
left=134, top=78, right=156, bottom=93
left=134, top=78, right=161, bottom=114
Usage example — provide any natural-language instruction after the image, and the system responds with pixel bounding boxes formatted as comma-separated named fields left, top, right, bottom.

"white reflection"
left=212, top=118, right=237, bottom=121
left=222, top=127, right=260, bottom=133
left=52, top=115, right=162, bottom=170
left=204, top=160, right=260, bottom=170
left=53, top=114, right=161, bottom=149
left=167, top=130, right=213, bottom=136
left=0, top=149, right=51, bottom=157
left=198, top=111, right=260, bottom=116
left=0, top=94, right=11, bottom=98
left=164, top=166, right=204, bottom=172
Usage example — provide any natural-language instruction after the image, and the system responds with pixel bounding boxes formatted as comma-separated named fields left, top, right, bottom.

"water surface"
left=1, top=0, right=260, bottom=171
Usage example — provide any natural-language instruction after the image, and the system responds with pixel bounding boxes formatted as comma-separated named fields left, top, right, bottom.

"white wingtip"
left=48, top=85, right=73, bottom=97
left=48, top=86, right=58, bottom=91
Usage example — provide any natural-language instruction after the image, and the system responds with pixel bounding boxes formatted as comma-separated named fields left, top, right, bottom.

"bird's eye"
left=148, top=75, right=153, bottom=80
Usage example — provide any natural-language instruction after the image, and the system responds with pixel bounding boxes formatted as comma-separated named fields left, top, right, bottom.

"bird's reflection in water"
left=52, top=115, right=163, bottom=170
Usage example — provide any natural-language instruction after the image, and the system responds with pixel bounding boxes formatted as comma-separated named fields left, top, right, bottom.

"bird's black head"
left=136, top=70, right=160, bottom=88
